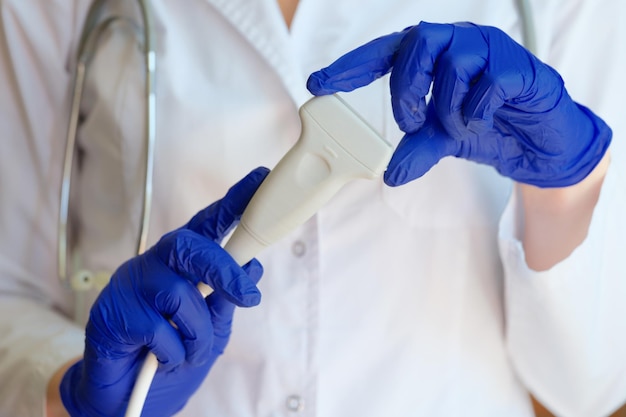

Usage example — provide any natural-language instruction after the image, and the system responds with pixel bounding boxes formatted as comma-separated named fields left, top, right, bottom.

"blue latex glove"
left=60, top=167, right=270, bottom=417
left=307, top=22, right=611, bottom=187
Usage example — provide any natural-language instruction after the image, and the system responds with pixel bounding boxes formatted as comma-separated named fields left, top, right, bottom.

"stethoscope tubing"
left=57, top=0, right=156, bottom=292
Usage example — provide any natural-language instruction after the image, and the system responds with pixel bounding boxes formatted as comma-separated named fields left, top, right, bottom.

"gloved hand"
left=60, top=167, right=270, bottom=417
left=307, top=22, right=611, bottom=187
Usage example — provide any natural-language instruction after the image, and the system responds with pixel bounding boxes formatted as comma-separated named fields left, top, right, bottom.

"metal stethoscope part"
left=516, top=0, right=537, bottom=54
left=57, top=0, right=156, bottom=292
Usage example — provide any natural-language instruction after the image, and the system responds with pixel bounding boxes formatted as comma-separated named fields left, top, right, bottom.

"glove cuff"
left=556, top=103, right=612, bottom=187
left=59, top=360, right=89, bottom=417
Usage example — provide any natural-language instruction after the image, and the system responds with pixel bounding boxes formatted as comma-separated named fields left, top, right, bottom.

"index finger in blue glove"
left=155, top=229, right=261, bottom=307
left=306, top=22, right=455, bottom=134
left=184, top=167, right=270, bottom=242
left=306, top=27, right=410, bottom=96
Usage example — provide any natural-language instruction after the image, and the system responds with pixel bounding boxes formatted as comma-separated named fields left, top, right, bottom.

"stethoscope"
left=58, top=0, right=156, bottom=293
left=56, top=1, right=537, bottom=414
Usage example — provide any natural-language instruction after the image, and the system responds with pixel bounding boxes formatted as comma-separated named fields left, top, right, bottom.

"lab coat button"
left=291, top=241, right=306, bottom=257
left=285, top=394, right=304, bottom=412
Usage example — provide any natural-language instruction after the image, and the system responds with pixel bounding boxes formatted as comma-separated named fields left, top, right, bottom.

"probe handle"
left=126, top=94, right=392, bottom=417
left=217, top=93, right=392, bottom=268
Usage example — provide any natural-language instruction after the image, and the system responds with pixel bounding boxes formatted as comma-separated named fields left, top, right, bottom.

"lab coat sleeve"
left=0, top=298, right=84, bottom=416
left=500, top=0, right=626, bottom=417
left=0, top=1, right=88, bottom=415
left=500, top=163, right=626, bottom=417
left=500, top=2, right=626, bottom=415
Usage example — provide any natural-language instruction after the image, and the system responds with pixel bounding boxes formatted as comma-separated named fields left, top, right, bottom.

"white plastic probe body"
left=125, top=94, right=393, bottom=417
left=217, top=93, right=393, bottom=269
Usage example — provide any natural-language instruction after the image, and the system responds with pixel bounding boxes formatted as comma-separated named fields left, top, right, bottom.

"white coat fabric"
left=1, top=0, right=626, bottom=416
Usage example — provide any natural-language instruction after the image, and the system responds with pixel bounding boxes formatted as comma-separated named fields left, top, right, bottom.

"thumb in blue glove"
left=307, top=22, right=611, bottom=188
left=60, top=167, right=269, bottom=417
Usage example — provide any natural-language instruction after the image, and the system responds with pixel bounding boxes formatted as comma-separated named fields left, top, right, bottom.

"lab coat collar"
left=203, top=0, right=312, bottom=106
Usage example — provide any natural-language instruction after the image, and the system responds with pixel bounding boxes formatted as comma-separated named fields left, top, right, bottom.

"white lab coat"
left=1, top=0, right=625, bottom=416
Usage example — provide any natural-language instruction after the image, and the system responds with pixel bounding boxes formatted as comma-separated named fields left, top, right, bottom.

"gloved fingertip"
left=242, top=258, right=264, bottom=284
left=249, top=166, right=271, bottom=180
left=383, top=168, right=401, bottom=186
left=219, top=275, right=262, bottom=307
left=383, top=166, right=418, bottom=187
left=157, top=349, right=187, bottom=372
left=240, top=288, right=262, bottom=307
left=147, top=324, right=187, bottom=372
left=397, top=118, right=425, bottom=135
left=307, top=71, right=338, bottom=96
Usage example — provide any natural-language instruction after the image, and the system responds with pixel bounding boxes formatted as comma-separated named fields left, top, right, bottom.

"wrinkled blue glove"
left=60, top=167, right=270, bottom=417
left=307, top=22, right=611, bottom=187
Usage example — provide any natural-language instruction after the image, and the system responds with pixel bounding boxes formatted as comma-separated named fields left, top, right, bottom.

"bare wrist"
left=518, top=151, right=610, bottom=271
